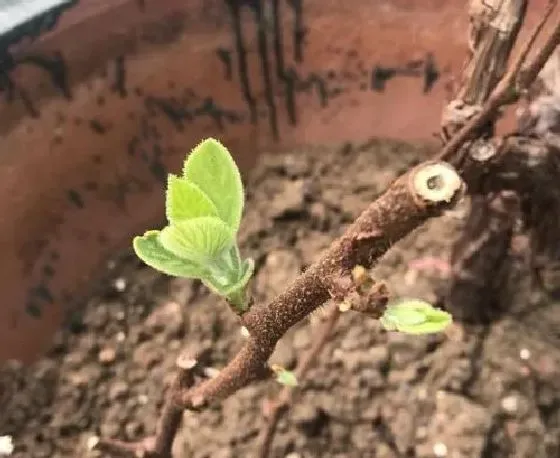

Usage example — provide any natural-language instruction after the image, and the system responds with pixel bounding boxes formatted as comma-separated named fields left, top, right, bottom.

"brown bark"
left=440, top=0, right=560, bottom=322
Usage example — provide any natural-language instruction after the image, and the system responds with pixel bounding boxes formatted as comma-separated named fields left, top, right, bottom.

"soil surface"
left=2, top=140, right=560, bottom=458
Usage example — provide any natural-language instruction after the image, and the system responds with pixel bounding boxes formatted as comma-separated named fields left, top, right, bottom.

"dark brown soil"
left=2, top=140, right=560, bottom=458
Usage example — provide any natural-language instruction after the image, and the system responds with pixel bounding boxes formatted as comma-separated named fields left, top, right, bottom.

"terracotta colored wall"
left=0, top=0, right=551, bottom=362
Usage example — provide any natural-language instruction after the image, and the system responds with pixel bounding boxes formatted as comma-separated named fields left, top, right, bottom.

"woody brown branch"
left=441, top=0, right=560, bottom=322
left=438, top=0, right=560, bottom=166
left=181, top=162, right=464, bottom=408
left=94, top=161, right=464, bottom=458
left=489, top=136, right=560, bottom=295
left=441, top=0, right=527, bottom=143
left=445, top=191, right=521, bottom=322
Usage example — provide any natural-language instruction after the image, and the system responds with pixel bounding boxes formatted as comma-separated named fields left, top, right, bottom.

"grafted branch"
left=93, top=161, right=464, bottom=457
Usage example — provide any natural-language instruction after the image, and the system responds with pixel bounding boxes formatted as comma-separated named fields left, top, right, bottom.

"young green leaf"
left=226, top=258, right=255, bottom=293
left=182, top=138, right=244, bottom=232
left=380, top=299, right=452, bottom=335
left=225, top=258, right=255, bottom=311
left=165, top=174, right=219, bottom=223
left=271, top=365, right=298, bottom=387
left=158, top=217, right=235, bottom=264
left=198, top=247, right=254, bottom=310
left=393, top=319, right=452, bottom=335
left=133, top=230, right=209, bottom=278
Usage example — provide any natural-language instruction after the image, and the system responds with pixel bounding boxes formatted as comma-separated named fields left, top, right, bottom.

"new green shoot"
left=271, top=364, right=298, bottom=387
left=132, top=138, right=254, bottom=312
left=380, top=299, right=452, bottom=334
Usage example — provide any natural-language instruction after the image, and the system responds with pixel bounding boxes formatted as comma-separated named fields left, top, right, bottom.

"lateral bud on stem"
left=334, top=266, right=391, bottom=318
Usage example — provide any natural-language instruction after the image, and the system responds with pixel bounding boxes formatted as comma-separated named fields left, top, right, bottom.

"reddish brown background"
left=0, top=0, right=551, bottom=362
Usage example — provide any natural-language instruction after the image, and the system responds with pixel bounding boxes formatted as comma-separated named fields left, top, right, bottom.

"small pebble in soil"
left=433, top=441, right=448, bottom=457
left=86, top=436, right=99, bottom=451
left=417, top=386, right=428, bottom=401
left=0, top=435, right=14, bottom=456
left=501, top=395, right=519, bottom=413
left=98, top=347, right=117, bottom=364
left=520, top=348, right=531, bottom=360
left=416, top=426, right=428, bottom=440
left=109, top=381, right=129, bottom=400
left=284, top=453, right=302, bottom=458
left=113, top=277, right=127, bottom=292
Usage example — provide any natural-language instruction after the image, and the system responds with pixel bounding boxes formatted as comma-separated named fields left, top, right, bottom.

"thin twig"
left=93, top=353, right=201, bottom=457
left=518, top=1, right=560, bottom=88
left=513, top=0, right=556, bottom=81
left=257, top=304, right=341, bottom=458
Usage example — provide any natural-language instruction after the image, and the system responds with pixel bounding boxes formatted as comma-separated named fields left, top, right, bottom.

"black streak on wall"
left=145, top=94, right=244, bottom=132
left=67, top=189, right=85, bottom=209
left=89, top=119, right=108, bottom=134
left=286, top=0, right=305, bottom=63
left=281, top=68, right=327, bottom=125
left=216, top=47, right=233, bottom=80
left=223, top=0, right=308, bottom=140
left=246, top=0, right=279, bottom=139
left=272, top=0, right=298, bottom=125
left=224, top=0, right=257, bottom=124
left=423, top=52, right=439, bottom=93
left=111, top=55, right=127, bottom=97
left=220, top=1, right=440, bottom=140
left=371, top=55, right=440, bottom=93
left=272, top=0, right=285, bottom=80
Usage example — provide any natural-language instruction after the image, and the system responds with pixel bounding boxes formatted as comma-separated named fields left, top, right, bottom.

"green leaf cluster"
left=380, top=299, right=452, bottom=334
left=132, top=138, right=254, bottom=311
